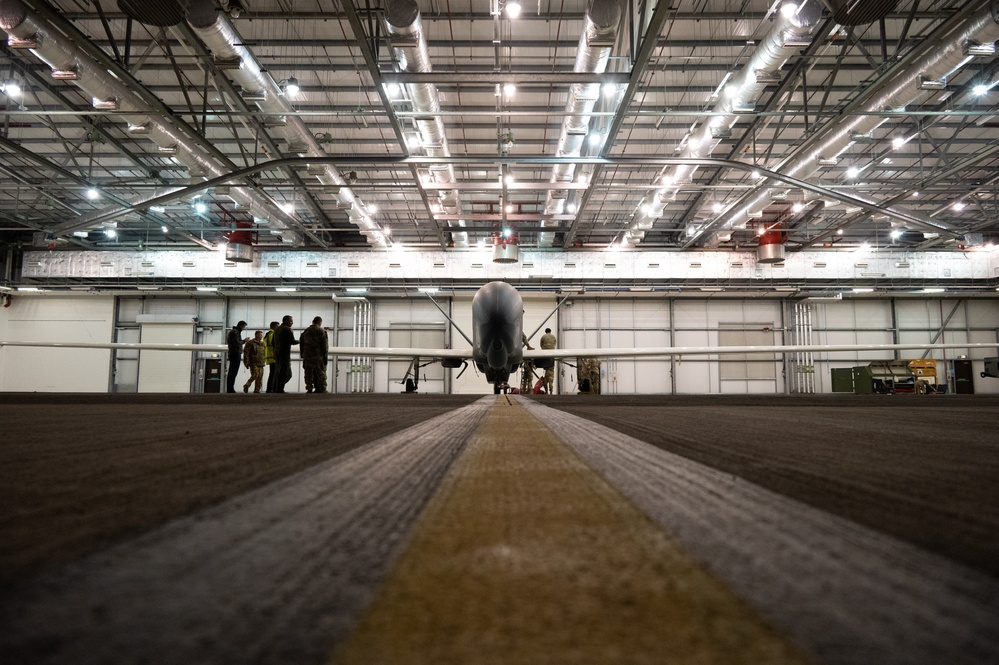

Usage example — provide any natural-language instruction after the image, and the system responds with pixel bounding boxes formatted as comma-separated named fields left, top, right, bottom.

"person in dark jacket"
left=225, top=320, right=247, bottom=393
left=272, top=315, right=299, bottom=393
left=299, top=316, right=329, bottom=393
left=263, top=321, right=278, bottom=393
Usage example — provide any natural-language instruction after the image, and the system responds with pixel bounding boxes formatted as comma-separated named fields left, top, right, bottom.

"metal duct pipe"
left=538, top=0, right=624, bottom=248
left=384, top=0, right=468, bottom=248
left=701, top=0, right=999, bottom=246
left=623, top=0, right=821, bottom=247
left=185, top=2, right=387, bottom=248
left=0, top=0, right=302, bottom=244
left=351, top=301, right=360, bottom=393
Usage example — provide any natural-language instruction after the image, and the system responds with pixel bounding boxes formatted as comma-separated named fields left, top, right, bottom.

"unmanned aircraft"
left=2, top=280, right=997, bottom=392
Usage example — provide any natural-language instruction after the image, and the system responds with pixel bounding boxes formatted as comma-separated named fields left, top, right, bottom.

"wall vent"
left=140, top=261, right=154, bottom=268
left=729, top=262, right=743, bottom=268
left=522, top=262, right=535, bottom=269
left=306, top=261, right=319, bottom=268
left=224, top=262, right=236, bottom=268
left=564, top=262, right=576, bottom=269
left=648, top=263, right=660, bottom=269
left=389, top=262, right=402, bottom=269
left=813, top=262, right=827, bottom=268
left=434, top=262, right=445, bottom=268
left=267, top=261, right=281, bottom=268
left=689, top=262, right=702, bottom=268
left=328, top=267, right=337, bottom=277
left=347, top=261, right=360, bottom=269
left=472, top=263, right=484, bottom=269
left=182, top=261, right=195, bottom=268
left=854, top=263, right=869, bottom=269
left=896, top=262, right=911, bottom=268
left=604, top=263, right=617, bottom=269
left=100, top=261, right=113, bottom=267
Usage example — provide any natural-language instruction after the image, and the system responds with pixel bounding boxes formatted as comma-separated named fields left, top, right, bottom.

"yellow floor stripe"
left=330, top=398, right=810, bottom=665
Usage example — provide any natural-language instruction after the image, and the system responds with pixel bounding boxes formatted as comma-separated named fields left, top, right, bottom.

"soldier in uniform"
left=588, top=357, right=601, bottom=395
left=521, top=333, right=535, bottom=393
left=262, top=321, right=278, bottom=393
left=540, top=328, right=557, bottom=394
left=299, top=316, right=329, bottom=394
left=273, top=315, right=298, bottom=393
left=241, top=330, right=266, bottom=393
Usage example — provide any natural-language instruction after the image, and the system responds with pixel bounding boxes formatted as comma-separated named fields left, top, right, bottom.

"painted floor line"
left=0, top=397, right=493, bottom=665
left=332, top=396, right=809, bottom=665
left=519, top=396, right=999, bottom=665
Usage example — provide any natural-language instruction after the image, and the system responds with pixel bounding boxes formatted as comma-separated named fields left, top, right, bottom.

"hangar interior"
left=1, top=0, right=998, bottom=392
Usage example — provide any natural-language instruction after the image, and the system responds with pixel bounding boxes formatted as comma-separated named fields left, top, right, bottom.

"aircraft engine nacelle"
left=442, top=358, right=464, bottom=369
left=534, top=358, right=555, bottom=369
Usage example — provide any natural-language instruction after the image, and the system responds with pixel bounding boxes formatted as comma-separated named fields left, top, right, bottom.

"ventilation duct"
left=701, top=0, right=998, bottom=246
left=186, top=1, right=388, bottom=248
left=225, top=220, right=254, bottom=263
left=383, top=0, right=468, bottom=249
left=0, top=0, right=303, bottom=244
left=757, top=229, right=786, bottom=263
left=538, top=0, right=624, bottom=248
left=622, top=0, right=821, bottom=247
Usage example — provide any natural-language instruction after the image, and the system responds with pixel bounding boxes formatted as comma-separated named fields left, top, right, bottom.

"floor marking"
left=519, top=397, right=999, bottom=665
left=331, top=399, right=808, bottom=665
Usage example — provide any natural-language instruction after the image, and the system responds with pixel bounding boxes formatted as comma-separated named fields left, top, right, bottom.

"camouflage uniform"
left=540, top=331, right=557, bottom=394
left=299, top=323, right=329, bottom=393
left=242, top=336, right=266, bottom=393
left=520, top=359, right=536, bottom=393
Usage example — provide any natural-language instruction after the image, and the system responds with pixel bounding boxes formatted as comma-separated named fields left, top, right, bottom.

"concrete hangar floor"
left=1, top=392, right=997, bottom=665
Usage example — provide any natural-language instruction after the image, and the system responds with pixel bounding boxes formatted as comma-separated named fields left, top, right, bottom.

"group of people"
left=225, top=315, right=330, bottom=394
left=520, top=328, right=558, bottom=394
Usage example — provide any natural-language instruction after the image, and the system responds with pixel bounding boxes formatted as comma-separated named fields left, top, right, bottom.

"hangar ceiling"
left=0, top=0, right=997, bottom=264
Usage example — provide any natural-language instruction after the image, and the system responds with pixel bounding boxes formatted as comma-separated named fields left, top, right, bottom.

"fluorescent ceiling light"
left=17, top=286, right=41, bottom=291
left=275, top=287, right=297, bottom=292
left=196, top=286, right=217, bottom=292
left=345, top=287, right=367, bottom=293
left=922, top=288, right=946, bottom=293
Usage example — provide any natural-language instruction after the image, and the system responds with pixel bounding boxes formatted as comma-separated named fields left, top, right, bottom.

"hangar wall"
left=2, top=293, right=997, bottom=394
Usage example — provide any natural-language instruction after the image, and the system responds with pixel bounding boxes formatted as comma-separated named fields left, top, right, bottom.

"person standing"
left=263, top=321, right=278, bottom=393
left=299, top=316, right=329, bottom=394
left=540, top=327, right=557, bottom=395
left=520, top=333, right=535, bottom=394
left=242, top=330, right=266, bottom=393
left=273, top=315, right=299, bottom=393
left=225, top=320, right=247, bottom=393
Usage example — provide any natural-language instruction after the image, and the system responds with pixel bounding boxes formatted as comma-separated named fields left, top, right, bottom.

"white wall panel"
left=137, top=323, right=194, bottom=392
left=0, top=296, right=113, bottom=392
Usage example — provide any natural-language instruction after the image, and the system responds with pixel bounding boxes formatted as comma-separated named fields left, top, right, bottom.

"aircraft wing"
left=327, top=346, right=472, bottom=360
left=0, top=340, right=474, bottom=360
left=523, top=342, right=999, bottom=359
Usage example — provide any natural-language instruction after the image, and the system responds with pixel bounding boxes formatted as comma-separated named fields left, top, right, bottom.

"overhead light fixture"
left=505, top=0, right=522, bottom=18
left=892, top=136, right=908, bottom=150
left=345, top=287, right=367, bottom=293
left=846, top=166, right=861, bottom=179
left=149, top=205, right=166, bottom=213
left=952, top=201, right=966, bottom=211
left=161, top=225, right=169, bottom=233
left=194, top=202, right=208, bottom=214
left=384, top=82, right=401, bottom=99
left=17, top=286, right=41, bottom=292
left=503, top=82, right=516, bottom=98
left=419, top=287, right=439, bottom=294
left=602, top=83, right=618, bottom=98
left=105, top=228, right=116, bottom=238
left=275, top=287, right=297, bottom=292
left=853, top=288, right=875, bottom=293
left=2, top=78, right=21, bottom=97
left=279, top=202, right=294, bottom=214
left=922, top=287, right=946, bottom=293
left=72, top=230, right=89, bottom=238
left=86, top=187, right=100, bottom=200
left=282, top=77, right=300, bottom=98
left=196, top=286, right=217, bottom=292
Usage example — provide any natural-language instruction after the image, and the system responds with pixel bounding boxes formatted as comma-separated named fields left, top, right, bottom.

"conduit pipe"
left=185, top=1, right=387, bottom=248
left=623, top=0, right=821, bottom=246
left=700, top=0, right=999, bottom=246
left=0, top=0, right=303, bottom=244
left=538, top=0, right=624, bottom=248
left=384, top=0, right=468, bottom=248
